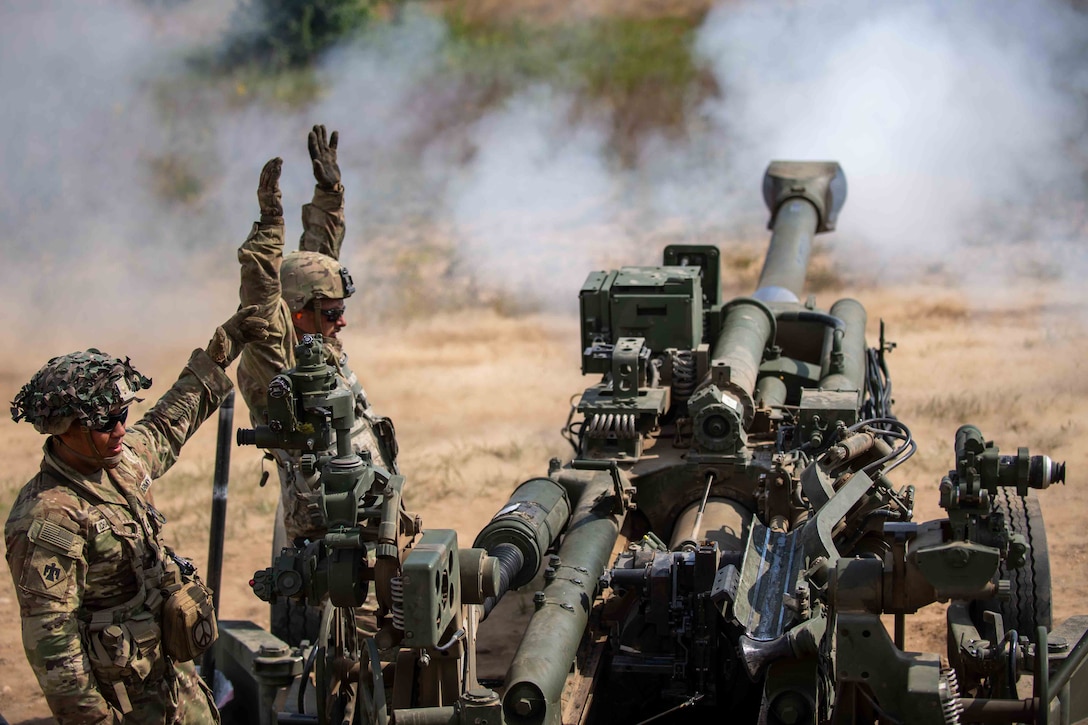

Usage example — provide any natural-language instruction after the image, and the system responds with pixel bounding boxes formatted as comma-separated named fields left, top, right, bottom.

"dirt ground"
left=1, top=269, right=1087, bottom=722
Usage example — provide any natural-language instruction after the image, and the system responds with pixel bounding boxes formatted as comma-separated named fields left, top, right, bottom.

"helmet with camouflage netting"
left=10, top=349, right=152, bottom=435
left=281, top=251, right=355, bottom=313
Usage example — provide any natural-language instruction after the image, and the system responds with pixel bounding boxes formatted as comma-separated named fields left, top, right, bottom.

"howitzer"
left=210, top=162, right=1088, bottom=725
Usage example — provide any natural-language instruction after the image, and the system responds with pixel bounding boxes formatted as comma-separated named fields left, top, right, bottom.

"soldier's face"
left=79, top=417, right=126, bottom=458
left=55, top=411, right=127, bottom=470
left=295, top=298, right=347, bottom=339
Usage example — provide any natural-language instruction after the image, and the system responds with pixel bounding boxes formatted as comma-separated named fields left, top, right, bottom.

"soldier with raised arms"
left=237, top=125, right=400, bottom=644
left=5, top=305, right=268, bottom=724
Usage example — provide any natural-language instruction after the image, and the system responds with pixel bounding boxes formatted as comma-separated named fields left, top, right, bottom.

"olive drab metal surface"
left=211, top=162, right=1088, bottom=725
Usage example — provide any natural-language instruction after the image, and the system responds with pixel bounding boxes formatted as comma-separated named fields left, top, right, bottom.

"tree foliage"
left=224, top=0, right=371, bottom=69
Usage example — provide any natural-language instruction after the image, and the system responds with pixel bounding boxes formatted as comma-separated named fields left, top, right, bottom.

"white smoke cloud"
left=440, top=87, right=631, bottom=308
left=0, top=1, right=452, bottom=364
left=680, top=0, right=1088, bottom=282
left=435, top=0, right=1088, bottom=301
left=0, top=0, right=237, bottom=359
left=2, top=0, right=1086, bottom=373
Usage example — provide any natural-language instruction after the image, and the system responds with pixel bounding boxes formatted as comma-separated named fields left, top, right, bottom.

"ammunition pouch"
left=161, top=571, right=218, bottom=662
left=86, top=611, right=165, bottom=714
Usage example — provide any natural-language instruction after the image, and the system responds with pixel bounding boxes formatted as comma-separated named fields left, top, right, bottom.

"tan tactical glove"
left=258, top=157, right=284, bottom=225
left=206, top=304, right=270, bottom=368
left=308, top=124, right=341, bottom=191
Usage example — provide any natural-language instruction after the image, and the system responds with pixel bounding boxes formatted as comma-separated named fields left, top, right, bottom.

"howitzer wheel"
left=357, top=638, right=388, bottom=725
left=316, top=602, right=362, bottom=725
left=971, top=489, right=1052, bottom=636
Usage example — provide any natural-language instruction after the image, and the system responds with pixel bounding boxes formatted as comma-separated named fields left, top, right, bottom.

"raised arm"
left=240, top=157, right=287, bottom=315
left=299, top=124, right=346, bottom=259
left=128, top=305, right=266, bottom=479
left=237, top=158, right=293, bottom=419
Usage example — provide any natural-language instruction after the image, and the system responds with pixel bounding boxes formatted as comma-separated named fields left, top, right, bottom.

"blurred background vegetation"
left=190, top=0, right=716, bottom=161
left=222, top=0, right=375, bottom=69
left=140, top=0, right=729, bottom=320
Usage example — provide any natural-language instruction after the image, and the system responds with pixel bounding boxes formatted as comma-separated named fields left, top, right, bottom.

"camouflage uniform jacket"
left=4, top=349, right=231, bottom=724
left=236, top=185, right=396, bottom=542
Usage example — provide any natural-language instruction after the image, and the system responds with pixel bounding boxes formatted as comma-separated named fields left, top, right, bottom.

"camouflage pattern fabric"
left=237, top=186, right=396, bottom=543
left=287, top=178, right=353, bottom=314
left=115, top=661, right=215, bottom=725
left=299, top=184, right=345, bottom=259
left=11, top=350, right=152, bottom=434
left=4, top=348, right=230, bottom=724
left=280, top=250, right=352, bottom=314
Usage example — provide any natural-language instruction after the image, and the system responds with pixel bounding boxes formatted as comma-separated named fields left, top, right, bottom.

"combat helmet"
left=281, top=251, right=355, bottom=313
left=10, top=349, right=152, bottom=435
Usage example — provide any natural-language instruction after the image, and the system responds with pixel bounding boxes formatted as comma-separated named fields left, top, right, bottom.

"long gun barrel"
left=754, top=161, right=847, bottom=303
left=690, top=162, right=849, bottom=453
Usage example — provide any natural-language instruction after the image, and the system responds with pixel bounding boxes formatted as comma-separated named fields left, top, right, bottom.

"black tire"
left=272, top=595, right=323, bottom=648
left=270, top=507, right=323, bottom=647
left=971, top=489, right=1052, bottom=636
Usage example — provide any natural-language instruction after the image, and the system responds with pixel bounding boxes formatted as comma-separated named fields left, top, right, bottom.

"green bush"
left=223, top=0, right=372, bottom=70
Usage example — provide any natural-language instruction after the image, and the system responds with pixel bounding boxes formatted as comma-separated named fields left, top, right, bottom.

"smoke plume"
left=681, top=0, right=1088, bottom=284
left=1, top=0, right=1086, bottom=380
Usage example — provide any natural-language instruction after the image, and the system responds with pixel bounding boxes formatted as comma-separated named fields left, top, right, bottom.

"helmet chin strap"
left=54, top=427, right=123, bottom=471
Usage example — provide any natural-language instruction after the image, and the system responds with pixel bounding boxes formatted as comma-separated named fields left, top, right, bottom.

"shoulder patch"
left=27, top=518, right=83, bottom=557
left=22, top=547, right=75, bottom=601
left=21, top=519, right=81, bottom=601
left=36, top=555, right=67, bottom=589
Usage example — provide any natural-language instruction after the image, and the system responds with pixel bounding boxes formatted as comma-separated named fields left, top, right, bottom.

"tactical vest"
left=39, top=462, right=181, bottom=714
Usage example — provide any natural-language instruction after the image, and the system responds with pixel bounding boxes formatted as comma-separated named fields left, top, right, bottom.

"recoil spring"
left=671, top=349, right=696, bottom=403
left=390, top=575, right=405, bottom=631
left=939, top=666, right=964, bottom=725
left=588, top=413, right=637, bottom=439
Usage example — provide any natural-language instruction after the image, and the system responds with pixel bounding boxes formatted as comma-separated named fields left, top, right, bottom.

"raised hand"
left=207, top=304, right=270, bottom=368
left=308, top=124, right=341, bottom=191
left=258, top=157, right=284, bottom=224
left=223, top=304, right=270, bottom=347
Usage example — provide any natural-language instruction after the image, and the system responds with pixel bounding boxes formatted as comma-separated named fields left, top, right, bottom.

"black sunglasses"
left=94, top=407, right=129, bottom=433
left=319, top=305, right=346, bottom=322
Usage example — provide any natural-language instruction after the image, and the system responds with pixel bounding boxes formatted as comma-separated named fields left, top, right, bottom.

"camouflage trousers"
left=108, top=660, right=218, bottom=724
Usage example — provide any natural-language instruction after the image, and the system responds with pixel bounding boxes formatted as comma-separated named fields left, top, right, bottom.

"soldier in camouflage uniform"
left=236, top=126, right=400, bottom=645
left=5, top=307, right=268, bottom=724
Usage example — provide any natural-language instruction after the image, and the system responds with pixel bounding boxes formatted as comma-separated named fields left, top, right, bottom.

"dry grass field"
left=2, top=246, right=1087, bottom=721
